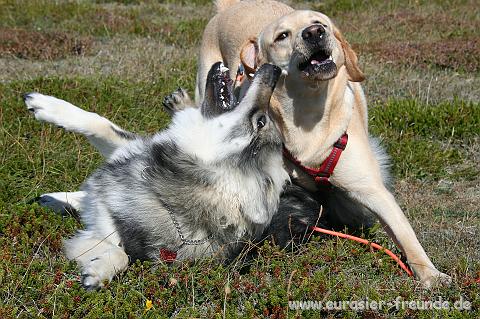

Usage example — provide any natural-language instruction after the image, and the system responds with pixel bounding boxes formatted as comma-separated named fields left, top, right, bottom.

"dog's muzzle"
left=302, top=24, right=326, bottom=44
left=297, top=24, right=337, bottom=81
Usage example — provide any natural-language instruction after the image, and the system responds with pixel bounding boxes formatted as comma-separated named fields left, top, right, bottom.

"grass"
left=0, top=0, right=209, bottom=40
left=0, top=0, right=479, bottom=318
left=369, top=99, right=479, bottom=180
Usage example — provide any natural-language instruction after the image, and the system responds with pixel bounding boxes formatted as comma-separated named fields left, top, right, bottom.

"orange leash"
left=309, top=226, right=414, bottom=277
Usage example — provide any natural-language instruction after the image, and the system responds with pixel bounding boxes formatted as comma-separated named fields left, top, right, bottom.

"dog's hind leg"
left=36, top=191, right=85, bottom=214
left=24, top=93, right=137, bottom=159
left=64, top=231, right=129, bottom=290
left=162, top=87, right=194, bottom=116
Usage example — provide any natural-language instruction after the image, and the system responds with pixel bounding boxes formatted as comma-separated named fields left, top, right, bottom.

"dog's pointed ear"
left=333, top=27, right=365, bottom=82
left=240, top=38, right=260, bottom=75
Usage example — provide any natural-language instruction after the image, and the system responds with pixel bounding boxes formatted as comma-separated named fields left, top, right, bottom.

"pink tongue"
left=310, top=59, right=320, bottom=65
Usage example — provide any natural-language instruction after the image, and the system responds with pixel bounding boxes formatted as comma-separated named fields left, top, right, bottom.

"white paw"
left=81, top=257, right=112, bottom=290
left=78, top=248, right=129, bottom=290
left=36, top=191, right=85, bottom=213
left=24, top=92, right=85, bottom=131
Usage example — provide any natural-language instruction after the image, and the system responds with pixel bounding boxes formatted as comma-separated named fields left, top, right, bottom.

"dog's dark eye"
left=275, top=31, right=289, bottom=42
left=257, top=114, right=267, bottom=129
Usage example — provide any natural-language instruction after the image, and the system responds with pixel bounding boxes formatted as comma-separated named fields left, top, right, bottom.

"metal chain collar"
left=166, top=206, right=213, bottom=246
left=142, top=165, right=213, bottom=247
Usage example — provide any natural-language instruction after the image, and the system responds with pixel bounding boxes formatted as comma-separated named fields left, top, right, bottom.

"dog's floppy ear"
left=333, top=27, right=365, bottom=82
left=240, top=38, right=260, bottom=76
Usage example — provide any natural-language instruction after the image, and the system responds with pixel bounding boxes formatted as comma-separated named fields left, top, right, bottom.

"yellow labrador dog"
left=167, top=0, right=451, bottom=288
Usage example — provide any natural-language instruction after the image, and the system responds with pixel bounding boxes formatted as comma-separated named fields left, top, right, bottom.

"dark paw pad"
left=81, top=274, right=101, bottom=290
left=22, top=92, right=33, bottom=102
left=162, top=88, right=192, bottom=115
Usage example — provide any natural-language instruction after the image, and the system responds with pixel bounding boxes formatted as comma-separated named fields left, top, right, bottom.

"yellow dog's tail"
left=214, top=0, right=240, bottom=13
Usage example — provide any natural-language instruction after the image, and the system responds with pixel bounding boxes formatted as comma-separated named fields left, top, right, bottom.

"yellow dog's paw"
left=420, top=271, right=452, bottom=289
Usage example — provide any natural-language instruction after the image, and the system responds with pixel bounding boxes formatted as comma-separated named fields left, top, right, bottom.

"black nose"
left=302, top=24, right=325, bottom=43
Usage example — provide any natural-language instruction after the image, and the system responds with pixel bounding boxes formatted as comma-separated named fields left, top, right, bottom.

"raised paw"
left=24, top=92, right=66, bottom=124
left=162, top=87, right=193, bottom=115
left=23, top=92, right=86, bottom=131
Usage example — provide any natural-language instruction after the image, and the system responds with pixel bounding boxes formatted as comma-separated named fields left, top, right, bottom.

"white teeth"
left=221, top=81, right=225, bottom=85
left=222, top=101, right=227, bottom=108
left=220, top=64, right=229, bottom=73
left=327, top=56, right=333, bottom=60
left=220, top=88, right=224, bottom=93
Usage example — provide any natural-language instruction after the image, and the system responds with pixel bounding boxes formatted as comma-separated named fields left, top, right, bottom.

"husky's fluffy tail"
left=215, top=0, right=240, bottom=12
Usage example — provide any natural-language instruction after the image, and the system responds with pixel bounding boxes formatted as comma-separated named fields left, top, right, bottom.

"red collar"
left=160, top=248, right=177, bottom=262
left=282, top=133, right=348, bottom=187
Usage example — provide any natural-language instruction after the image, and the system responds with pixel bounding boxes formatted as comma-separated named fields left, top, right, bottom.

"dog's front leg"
left=347, top=186, right=451, bottom=288
left=24, top=93, right=136, bottom=158
left=332, top=138, right=451, bottom=288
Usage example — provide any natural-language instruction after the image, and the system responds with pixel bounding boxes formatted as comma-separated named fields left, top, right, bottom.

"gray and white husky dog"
left=24, top=63, right=296, bottom=289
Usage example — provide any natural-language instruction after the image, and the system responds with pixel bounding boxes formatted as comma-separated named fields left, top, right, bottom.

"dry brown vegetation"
left=0, top=28, right=93, bottom=60
left=356, top=38, right=479, bottom=72
left=325, top=4, right=480, bottom=73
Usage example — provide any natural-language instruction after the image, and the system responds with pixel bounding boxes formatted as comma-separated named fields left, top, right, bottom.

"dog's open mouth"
left=298, top=48, right=336, bottom=80
left=212, top=64, right=236, bottom=111
left=202, top=62, right=241, bottom=118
